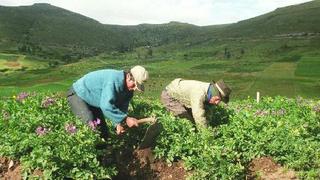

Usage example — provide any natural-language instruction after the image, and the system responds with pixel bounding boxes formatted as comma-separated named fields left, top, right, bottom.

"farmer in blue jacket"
left=67, top=65, right=149, bottom=137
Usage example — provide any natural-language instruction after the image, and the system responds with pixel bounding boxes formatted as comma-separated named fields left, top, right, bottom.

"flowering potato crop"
left=1, top=93, right=319, bottom=179
left=130, top=97, right=320, bottom=179
left=0, top=92, right=116, bottom=179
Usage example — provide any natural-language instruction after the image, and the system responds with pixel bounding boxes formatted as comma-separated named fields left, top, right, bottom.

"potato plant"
left=0, top=92, right=116, bottom=179
left=131, top=96, right=320, bottom=179
left=1, top=92, right=319, bottom=179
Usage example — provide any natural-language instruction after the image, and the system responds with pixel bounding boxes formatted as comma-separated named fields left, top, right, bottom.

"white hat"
left=130, top=65, right=149, bottom=91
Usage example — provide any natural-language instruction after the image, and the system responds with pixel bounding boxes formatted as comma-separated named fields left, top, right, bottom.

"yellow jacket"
left=166, top=78, right=210, bottom=127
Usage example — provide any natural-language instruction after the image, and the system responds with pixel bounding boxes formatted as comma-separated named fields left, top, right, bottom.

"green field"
left=0, top=53, right=49, bottom=73
left=0, top=37, right=319, bottom=100
left=1, top=92, right=319, bottom=179
left=295, top=56, right=320, bottom=77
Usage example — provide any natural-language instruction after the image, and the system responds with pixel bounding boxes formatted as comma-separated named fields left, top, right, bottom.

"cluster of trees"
left=224, top=47, right=245, bottom=59
left=17, top=42, right=100, bottom=63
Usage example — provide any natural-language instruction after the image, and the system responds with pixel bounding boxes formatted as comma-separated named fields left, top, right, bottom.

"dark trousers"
left=67, top=88, right=109, bottom=140
left=160, top=90, right=194, bottom=121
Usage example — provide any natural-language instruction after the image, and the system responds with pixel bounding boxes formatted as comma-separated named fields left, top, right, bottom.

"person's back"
left=73, top=69, right=127, bottom=108
left=165, top=78, right=210, bottom=108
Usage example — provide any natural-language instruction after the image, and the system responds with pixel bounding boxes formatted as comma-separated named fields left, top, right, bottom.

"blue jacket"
left=73, top=69, right=133, bottom=126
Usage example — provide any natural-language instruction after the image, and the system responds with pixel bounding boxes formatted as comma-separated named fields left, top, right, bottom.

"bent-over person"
left=67, top=65, right=149, bottom=138
left=161, top=78, right=231, bottom=127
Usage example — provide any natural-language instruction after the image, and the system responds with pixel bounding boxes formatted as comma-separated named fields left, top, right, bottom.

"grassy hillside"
left=206, top=0, right=320, bottom=38
left=0, top=4, right=203, bottom=60
left=0, top=3, right=122, bottom=60
left=1, top=1, right=320, bottom=61
left=0, top=35, right=319, bottom=99
left=0, top=1, right=319, bottom=99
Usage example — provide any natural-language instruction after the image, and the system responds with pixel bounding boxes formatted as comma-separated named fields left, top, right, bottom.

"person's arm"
left=100, top=84, right=127, bottom=127
left=119, top=92, right=138, bottom=130
left=190, top=94, right=208, bottom=127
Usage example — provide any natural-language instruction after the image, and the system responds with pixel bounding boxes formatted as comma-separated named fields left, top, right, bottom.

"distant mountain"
left=0, top=3, right=202, bottom=60
left=0, top=3, right=124, bottom=59
left=208, top=0, right=320, bottom=38
left=0, top=1, right=319, bottom=60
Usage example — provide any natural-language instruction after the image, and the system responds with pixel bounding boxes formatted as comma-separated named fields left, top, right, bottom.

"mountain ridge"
left=0, top=1, right=319, bottom=60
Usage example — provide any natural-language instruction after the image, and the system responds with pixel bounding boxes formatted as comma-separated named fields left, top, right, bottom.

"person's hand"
left=126, top=117, right=139, bottom=128
left=116, top=124, right=125, bottom=135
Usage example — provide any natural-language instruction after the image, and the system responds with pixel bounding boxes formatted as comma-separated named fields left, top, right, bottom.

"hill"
left=208, top=0, right=320, bottom=38
left=1, top=1, right=320, bottom=60
left=0, top=1, right=319, bottom=99
left=0, top=3, right=202, bottom=60
left=0, top=3, right=123, bottom=60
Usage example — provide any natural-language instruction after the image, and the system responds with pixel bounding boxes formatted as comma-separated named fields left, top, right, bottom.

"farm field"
left=1, top=41, right=318, bottom=178
left=0, top=92, right=319, bottom=179
left=0, top=39, right=319, bottom=100
left=0, top=53, right=48, bottom=73
left=0, top=1, right=320, bottom=179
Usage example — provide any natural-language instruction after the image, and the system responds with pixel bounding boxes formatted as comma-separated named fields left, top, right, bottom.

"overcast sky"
left=0, top=0, right=313, bottom=26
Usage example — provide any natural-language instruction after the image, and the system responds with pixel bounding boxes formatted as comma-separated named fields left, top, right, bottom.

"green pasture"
left=295, top=56, right=320, bottom=77
left=0, top=38, right=319, bottom=100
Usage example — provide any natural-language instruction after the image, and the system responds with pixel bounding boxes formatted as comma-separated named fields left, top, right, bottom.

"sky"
left=0, top=0, right=313, bottom=26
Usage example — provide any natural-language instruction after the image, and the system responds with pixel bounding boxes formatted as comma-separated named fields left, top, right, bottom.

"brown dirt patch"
left=1, top=154, right=300, bottom=180
left=1, top=148, right=185, bottom=179
left=4, top=61, right=20, bottom=67
left=247, top=157, right=297, bottom=180
left=0, top=157, right=22, bottom=180
left=113, top=148, right=186, bottom=180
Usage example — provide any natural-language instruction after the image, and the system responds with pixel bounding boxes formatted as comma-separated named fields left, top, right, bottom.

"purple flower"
left=88, top=118, right=101, bottom=130
left=96, top=118, right=101, bottom=125
left=36, top=126, right=49, bottom=136
left=65, top=123, right=77, bottom=134
left=16, top=92, right=29, bottom=102
left=41, top=97, right=56, bottom=108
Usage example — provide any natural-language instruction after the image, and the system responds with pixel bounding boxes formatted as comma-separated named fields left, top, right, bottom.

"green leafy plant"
left=1, top=93, right=319, bottom=179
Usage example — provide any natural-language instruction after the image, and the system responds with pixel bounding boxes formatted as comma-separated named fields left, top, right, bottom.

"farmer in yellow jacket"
left=161, top=78, right=231, bottom=127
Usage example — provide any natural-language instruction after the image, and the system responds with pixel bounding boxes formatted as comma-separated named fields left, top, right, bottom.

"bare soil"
left=247, top=156, right=297, bottom=180
left=1, top=155, right=298, bottom=180
left=113, top=147, right=186, bottom=180
left=0, top=157, right=22, bottom=180
left=4, top=61, right=20, bottom=67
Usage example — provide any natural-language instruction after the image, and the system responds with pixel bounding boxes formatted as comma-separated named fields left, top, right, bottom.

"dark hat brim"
left=135, top=82, right=145, bottom=92
left=222, top=96, right=229, bottom=104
